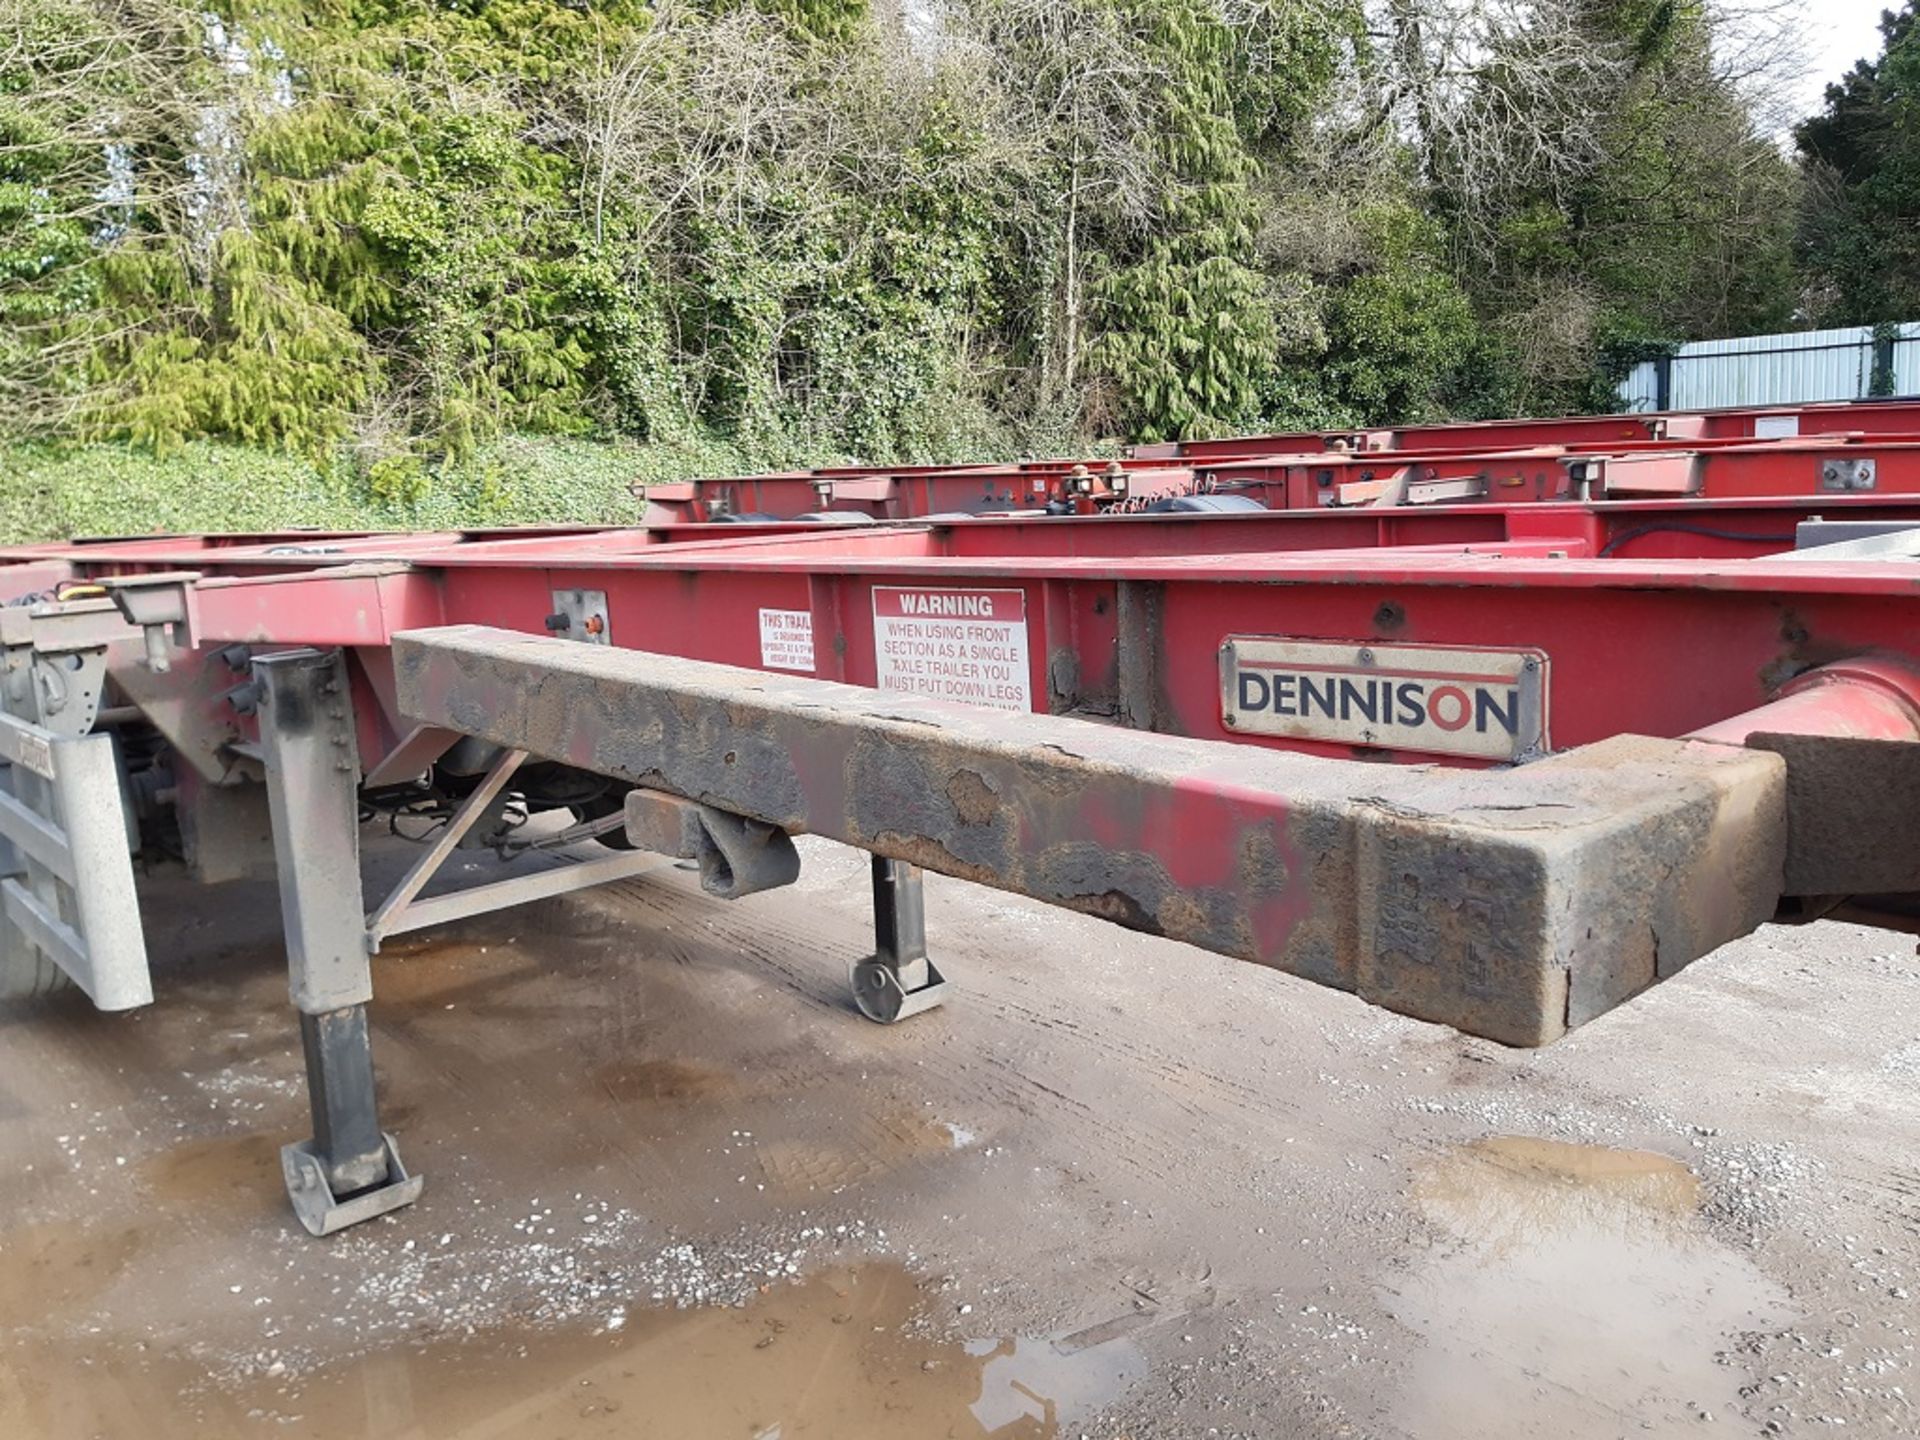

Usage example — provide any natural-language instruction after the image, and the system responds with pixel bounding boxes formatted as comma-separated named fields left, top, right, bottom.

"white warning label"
left=758, top=608, right=814, bottom=671
left=873, top=586, right=1030, bottom=711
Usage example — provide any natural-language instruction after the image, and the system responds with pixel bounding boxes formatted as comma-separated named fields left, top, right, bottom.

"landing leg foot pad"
left=851, top=955, right=948, bottom=1024
left=281, top=1133, right=424, bottom=1237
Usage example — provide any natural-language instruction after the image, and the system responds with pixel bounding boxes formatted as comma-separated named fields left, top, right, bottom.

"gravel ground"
left=0, top=834, right=1916, bottom=1438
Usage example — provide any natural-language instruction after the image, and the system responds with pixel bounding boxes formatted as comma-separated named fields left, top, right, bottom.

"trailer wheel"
left=0, top=943, right=71, bottom=1002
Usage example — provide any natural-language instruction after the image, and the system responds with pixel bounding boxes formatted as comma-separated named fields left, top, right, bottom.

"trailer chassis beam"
left=394, top=625, right=1792, bottom=1048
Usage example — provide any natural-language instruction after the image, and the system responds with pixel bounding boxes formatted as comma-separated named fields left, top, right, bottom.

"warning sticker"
left=758, top=608, right=815, bottom=672
left=873, top=587, right=1030, bottom=711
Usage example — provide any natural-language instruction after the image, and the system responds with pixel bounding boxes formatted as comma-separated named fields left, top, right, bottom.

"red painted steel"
left=37, top=498, right=1901, bottom=778
left=639, top=399, right=1920, bottom=521
left=1688, top=658, right=1920, bottom=746
left=12, top=406, right=1920, bottom=780
left=10, top=405, right=1920, bottom=1052
left=1155, top=397, right=1920, bottom=459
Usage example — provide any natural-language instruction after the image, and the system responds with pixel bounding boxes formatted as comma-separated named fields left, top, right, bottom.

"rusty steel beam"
left=1691, top=658, right=1920, bottom=898
left=393, top=625, right=1788, bottom=1047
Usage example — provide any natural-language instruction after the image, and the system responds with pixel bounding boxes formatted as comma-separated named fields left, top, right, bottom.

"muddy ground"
left=1, top=833, right=1916, bottom=1439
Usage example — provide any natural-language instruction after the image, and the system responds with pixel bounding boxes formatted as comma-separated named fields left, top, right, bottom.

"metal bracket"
left=282, top=1132, right=424, bottom=1237
left=100, top=572, right=200, bottom=672
left=1784, top=519, right=1920, bottom=561
left=1565, top=452, right=1703, bottom=497
left=18, top=648, right=108, bottom=736
left=622, top=789, right=801, bottom=899
left=1821, top=458, right=1877, bottom=492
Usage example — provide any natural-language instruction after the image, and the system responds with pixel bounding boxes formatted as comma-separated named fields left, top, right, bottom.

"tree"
left=1371, top=0, right=1628, bottom=242
left=0, top=0, right=376, bottom=449
left=1084, top=0, right=1352, bottom=439
left=944, top=0, right=1164, bottom=424
left=1797, top=2, right=1920, bottom=324
left=0, top=0, right=1820, bottom=463
left=1365, top=0, right=1799, bottom=414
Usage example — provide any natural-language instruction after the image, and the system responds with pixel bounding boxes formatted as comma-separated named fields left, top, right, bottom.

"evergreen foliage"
left=1797, top=2, right=1920, bottom=325
left=0, top=0, right=1895, bottom=520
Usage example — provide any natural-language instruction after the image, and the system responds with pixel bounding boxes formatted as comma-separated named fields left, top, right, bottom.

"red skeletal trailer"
left=3, top=400, right=1920, bottom=1232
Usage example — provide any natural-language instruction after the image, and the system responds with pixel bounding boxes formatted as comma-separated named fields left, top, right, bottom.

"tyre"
left=0, top=939, right=72, bottom=1001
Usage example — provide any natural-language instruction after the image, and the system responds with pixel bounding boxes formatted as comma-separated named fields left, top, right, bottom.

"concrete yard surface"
left=1, top=834, right=1917, bottom=1438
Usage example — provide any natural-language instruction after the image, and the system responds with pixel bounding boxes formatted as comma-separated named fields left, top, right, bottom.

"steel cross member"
left=393, top=625, right=1790, bottom=1047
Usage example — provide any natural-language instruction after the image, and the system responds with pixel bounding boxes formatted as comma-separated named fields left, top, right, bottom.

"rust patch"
left=1760, top=606, right=1858, bottom=693
left=946, top=768, right=1001, bottom=827
left=1156, top=891, right=1211, bottom=940
left=1115, top=581, right=1172, bottom=732
left=868, top=830, right=1004, bottom=889
left=1063, top=889, right=1162, bottom=934
left=1047, top=645, right=1082, bottom=712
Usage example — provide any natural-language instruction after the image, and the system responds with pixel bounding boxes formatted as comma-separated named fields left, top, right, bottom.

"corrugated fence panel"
left=1897, top=323, right=1920, bottom=396
left=1619, top=360, right=1660, bottom=411
left=1676, top=327, right=1872, bottom=409
left=1616, top=322, right=1918, bottom=410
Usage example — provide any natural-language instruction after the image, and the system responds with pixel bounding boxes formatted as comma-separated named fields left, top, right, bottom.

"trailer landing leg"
left=283, top=1007, right=422, bottom=1236
left=258, top=649, right=422, bottom=1236
left=851, top=856, right=948, bottom=1023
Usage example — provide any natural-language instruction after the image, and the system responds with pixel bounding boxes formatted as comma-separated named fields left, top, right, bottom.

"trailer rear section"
left=4, top=399, right=1920, bottom=1235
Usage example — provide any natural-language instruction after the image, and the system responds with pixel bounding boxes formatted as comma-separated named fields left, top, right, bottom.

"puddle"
left=0, top=1263, right=1141, bottom=1439
left=0, top=1219, right=146, bottom=1327
left=756, top=1112, right=971, bottom=1197
left=965, top=1334, right=1147, bottom=1432
left=140, top=1132, right=285, bottom=1212
left=1383, top=1136, right=1791, bottom=1438
left=593, top=1057, right=740, bottom=1104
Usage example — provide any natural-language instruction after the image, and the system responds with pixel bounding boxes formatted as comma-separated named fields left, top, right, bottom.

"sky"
left=1787, top=0, right=1897, bottom=120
